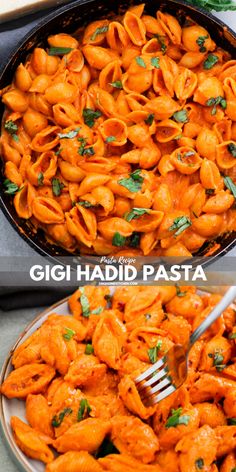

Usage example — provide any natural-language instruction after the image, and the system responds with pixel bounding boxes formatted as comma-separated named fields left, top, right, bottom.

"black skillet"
left=0, top=0, right=235, bottom=265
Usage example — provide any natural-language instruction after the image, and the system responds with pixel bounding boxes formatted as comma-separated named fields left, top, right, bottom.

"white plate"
left=0, top=297, right=71, bottom=472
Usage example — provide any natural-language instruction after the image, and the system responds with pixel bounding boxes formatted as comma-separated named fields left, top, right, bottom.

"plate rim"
left=0, top=296, right=70, bottom=472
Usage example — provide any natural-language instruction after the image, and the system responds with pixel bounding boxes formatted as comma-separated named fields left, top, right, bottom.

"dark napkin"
left=0, top=286, right=78, bottom=311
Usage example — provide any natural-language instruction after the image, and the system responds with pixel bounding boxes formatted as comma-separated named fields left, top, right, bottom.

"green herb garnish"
left=175, top=285, right=187, bottom=297
left=185, top=0, right=236, bottom=12
left=196, top=35, right=208, bottom=52
left=63, top=327, right=76, bottom=341
left=83, top=108, right=102, bottom=128
left=106, top=136, right=116, bottom=143
left=203, top=54, right=219, bottom=69
left=169, top=216, right=192, bottom=236
left=118, top=169, right=144, bottom=193
left=229, top=332, right=236, bottom=339
left=195, top=458, right=204, bottom=469
left=78, top=200, right=94, bottom=208
left=213, top=351, right=226, bottom=371
left=148, top=341, right=162, bottom=364
left=80, top=287, right=91, bottom=318
left=151, top=57, right=160, bottom=68
left=125, top=207, right=149, bottom=222
left=85, top=344, right=94, bottom=355
left=224, top=176, right=236, bottom=198
left=3, top=179, right=20, bottom=195
left=110, top=80, right=123, bottom=89
left=91, top=307, right=103, bottom=315
left=206, top=96, right=227, bottom=115
left=172, top=109, right=188, bottom=123
left=52, top=408, right=72, bottom=427
left=38, top=172, right=44, bottom=186
left=52, top=178, right=64, bottom=197
left=112, top=232, right=126, bottom=247
left=155, top=34, right=167, bottom=53
left=135, top=56, right=146, bottom=68
left=77, top=399, right=92, bottom=421
left=49, top=47, right=73, bottom=55
left=228, top=143, right=236, bottom=157
left=58, top=128, right=80, bottom=139
left=145, top=113, right=155, bottom=125
left=128, top=232, right=140, bottom=248
left=4, top=120, right=19, bottom=142
left=90, top=25, right=109, bottom=41
left=228, top=418, right=236, bottom=425
left=205, top=188, right=215, bottom=195
left=165, top=408, right=190, bottom=428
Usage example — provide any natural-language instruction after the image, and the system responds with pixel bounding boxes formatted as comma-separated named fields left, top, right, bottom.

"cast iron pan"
left=0, top=0, right=235, bottom=265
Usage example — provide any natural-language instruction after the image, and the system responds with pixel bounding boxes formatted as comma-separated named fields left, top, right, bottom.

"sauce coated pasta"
left=1, top=5, right=236, bottom=256
left=1, top=285, right=236, bottom=471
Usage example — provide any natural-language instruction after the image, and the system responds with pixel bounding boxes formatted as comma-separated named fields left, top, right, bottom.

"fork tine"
left=146, top=376, right=171, bottom=396
left=153, top=385, right=176, bottom=404
left=138, top=366, right=169, bottom=391
left=135, top=356, right=166, bottom=383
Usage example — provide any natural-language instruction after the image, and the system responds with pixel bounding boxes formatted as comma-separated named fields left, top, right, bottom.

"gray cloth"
left=0, top=306, right=42, bottom=472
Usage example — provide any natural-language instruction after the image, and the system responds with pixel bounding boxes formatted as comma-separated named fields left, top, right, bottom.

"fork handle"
left=189, top=286, right=236, bottom=348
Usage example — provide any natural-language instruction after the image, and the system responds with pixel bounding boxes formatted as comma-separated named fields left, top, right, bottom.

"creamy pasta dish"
left=0, top=4, right=236, bottom=256
left=1, top=286, right=236, bottom=471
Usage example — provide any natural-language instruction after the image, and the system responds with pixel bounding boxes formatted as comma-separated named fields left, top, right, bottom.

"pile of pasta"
left=0, top=4, right=236, bottom=256
left=1, top=286, right=236, bottom=471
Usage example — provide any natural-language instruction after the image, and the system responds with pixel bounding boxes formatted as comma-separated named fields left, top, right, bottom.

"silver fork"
left=135, top=286, right=236, bottom=405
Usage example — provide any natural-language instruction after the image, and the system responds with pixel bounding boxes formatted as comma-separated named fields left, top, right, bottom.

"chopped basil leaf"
left=213, top=351, right=226, bottom=371
left=228, top=418, right=236, bottom=425
left=224, top=176, right=236, bottom=198
left=185, top=0, right=236, bottom=11
left=145, top=113, right=155, bottom=125
left=195, top=458, right=204, bottom=469
left=85, top=344, right=94, bottom=355
left=205, top=188, right=215, bottom=195
left=58, top=128, right=80, bottom=139
left=80, top=287, right=91, bottom=318
left=55, top=148, right=63, bottom=156
left=165, top=408, right=190, bottom=428
left=203, top=54, right=219, bottom=69
left=38, top=172, right=44, bottom=186
left=128, top=231, right=140, bottom=248
left=169, top=216, right=192, bottom=236
left=78, top=398, right=92, bottom=421
left=63, top=327, right=76, bottom=341
left=82, top=146, right=95, bottom=156
left=196, top=35, right=208, bottom=52
left=148, top=341, right=162, bottom=364
left=155, top=34, right=167, bottom=53
left=48, top=47, right=73, bottom=55
left=91, top=306, right=103, bottom=315
left=52, top=178, right=64, bottom=197
left=110, top=80, right=123, bottom=89
left=83, top=108, right=102, bottom=128
left=90, top=25, right=109, bottom=41
left=231, top=468, right=236, bottom=472
left=3, top=179, right=20, bottom=195
left=151, top=56, right=160, bottom=68
left=229, top=332, right=236, bottom=339
left=106, top=135, right=116, bottom=143
left=206, top=96, right=227, bottom=115
left=175, top=284, right=187, bottom=297
left=78, top=200, right=94, bottom=208
left=135, top=56, right=146, bottom=68
left=118, top=169, right=144, bottom=193
left=112, top=232, right=126, bottom=247
left=52, top=407, right=72, bottom=427
left=172, top=109, right=188, bottom=123
left=125, top=207, right=149, bottom=222
left=228, top=143, right=236, bottom=157
left=4, top=120, right=19, bottom=142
